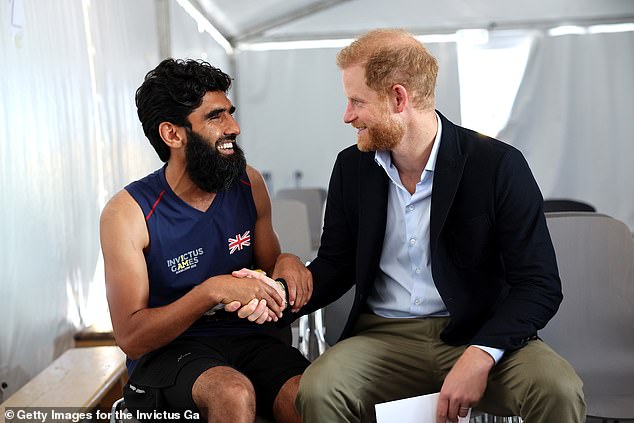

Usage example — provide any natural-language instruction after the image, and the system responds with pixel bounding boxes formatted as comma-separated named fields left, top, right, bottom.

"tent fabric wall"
left=0, top=0, right=162, bottom=399
left=498, top=30, right=634, bottom=230
left=235, top=42, right=460, bottom=193
left=169, top=0, right=231, bottom=72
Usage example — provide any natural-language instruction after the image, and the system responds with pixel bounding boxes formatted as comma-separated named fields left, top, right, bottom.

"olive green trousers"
left=296, top=314, right=585, bottom=423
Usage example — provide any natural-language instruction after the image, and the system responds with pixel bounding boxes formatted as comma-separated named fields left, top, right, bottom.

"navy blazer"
left=295, top=112, right=562, bottom=351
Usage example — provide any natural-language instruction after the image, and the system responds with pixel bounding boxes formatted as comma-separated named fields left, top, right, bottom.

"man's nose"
left=343, top=102, right=355, bottom=124
left=226, top=114, right=240, bottom=135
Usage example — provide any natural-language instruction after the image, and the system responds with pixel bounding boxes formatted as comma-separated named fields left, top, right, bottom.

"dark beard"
left=185, top=128, right=247, bottom=193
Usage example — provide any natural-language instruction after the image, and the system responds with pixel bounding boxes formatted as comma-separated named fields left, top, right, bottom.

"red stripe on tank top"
left=145, top=190, right=166, bottom=221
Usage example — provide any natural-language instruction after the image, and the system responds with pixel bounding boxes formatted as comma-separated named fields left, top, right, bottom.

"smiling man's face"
left=184, top=91, right=246, bottom=192
left=342, top=65, right=404, bottom=152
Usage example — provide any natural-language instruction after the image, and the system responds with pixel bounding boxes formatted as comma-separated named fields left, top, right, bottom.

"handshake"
left=206, top=268, right=292, bottom=324
left=241, top=268, right=289, bottom=308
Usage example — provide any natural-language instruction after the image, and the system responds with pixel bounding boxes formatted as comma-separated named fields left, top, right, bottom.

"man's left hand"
left=436, top=346, right=494, bottom=423
left=272, top=253, right=313, bottom=312
left=229, top=268, right=287, bottom=322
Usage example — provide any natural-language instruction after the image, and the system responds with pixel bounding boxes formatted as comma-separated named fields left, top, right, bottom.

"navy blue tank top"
left=125, top=166, right=267, bottom=338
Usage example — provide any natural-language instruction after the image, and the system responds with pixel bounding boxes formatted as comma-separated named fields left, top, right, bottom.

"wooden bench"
left=74, top=324, right=117, bottom=348
left=0, top=346, right=126, bottom=422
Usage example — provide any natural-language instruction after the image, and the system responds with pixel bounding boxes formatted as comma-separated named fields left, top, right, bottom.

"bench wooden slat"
left=1, top=346, right=126, bottom=410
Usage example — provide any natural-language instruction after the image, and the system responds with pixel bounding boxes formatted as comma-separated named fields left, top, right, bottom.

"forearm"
left=114, top=282, right=218, bottom=359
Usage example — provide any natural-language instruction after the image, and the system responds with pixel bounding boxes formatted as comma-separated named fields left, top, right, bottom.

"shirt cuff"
left=471, top=345, right=505, bottom=365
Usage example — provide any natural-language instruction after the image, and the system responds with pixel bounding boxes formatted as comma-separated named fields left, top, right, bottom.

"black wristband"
left=275, top=277, right=290, bottom=305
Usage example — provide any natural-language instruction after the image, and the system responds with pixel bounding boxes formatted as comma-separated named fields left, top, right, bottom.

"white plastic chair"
left=270, top=198, right=315, bottom=358
left=270, top=198, right=313, bottom=264
left=542, top=212, right=634, bottom=421
left=276, top=188, right=326, bottom=251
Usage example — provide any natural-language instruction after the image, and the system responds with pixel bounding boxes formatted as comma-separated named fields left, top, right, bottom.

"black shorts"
left=124, top=334, right=310, bottom=421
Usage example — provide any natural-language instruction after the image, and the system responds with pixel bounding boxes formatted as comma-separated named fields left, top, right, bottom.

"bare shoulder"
left=100, top=189, right=148, bottom=249
left=245, top=164, right=272, bottom=216
left=246, top=164, right=268, bottom=198
left=246, top=164, right=265, bottom=188
left=101, top=190, right=142, bottom=224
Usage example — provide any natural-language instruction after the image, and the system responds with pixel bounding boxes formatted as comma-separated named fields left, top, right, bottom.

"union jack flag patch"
left=228, top=230, right=251, bottom=254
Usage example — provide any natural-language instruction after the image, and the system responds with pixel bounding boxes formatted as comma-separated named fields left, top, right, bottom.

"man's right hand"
left=225, top=298, right=271, bottom=324
left=436, top=346, right=493, bottom=423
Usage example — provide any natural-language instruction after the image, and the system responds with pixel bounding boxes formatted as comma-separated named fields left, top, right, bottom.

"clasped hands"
left=221, top=254, right=312, bottom=324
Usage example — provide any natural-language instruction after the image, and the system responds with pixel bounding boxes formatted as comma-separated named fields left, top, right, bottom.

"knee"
left=527, top=362, right=584, bottom=404
left=297, top=359, right=342, bottom=406
left=199, top=376, right=256, bottom=412
left=518, top=362, right=586, bottom=421
left=297, top=361, right=329, bottom=404
left=220, top=378, right=256, bottom=409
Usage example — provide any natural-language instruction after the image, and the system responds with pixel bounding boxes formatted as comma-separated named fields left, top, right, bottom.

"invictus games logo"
left=167, top=247, right=204, bottom=274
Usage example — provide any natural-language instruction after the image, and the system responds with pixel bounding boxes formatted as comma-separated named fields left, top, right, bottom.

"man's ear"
left=159, top=122, right=185, bottom=149
left=391, top=84, right=408, bottom=113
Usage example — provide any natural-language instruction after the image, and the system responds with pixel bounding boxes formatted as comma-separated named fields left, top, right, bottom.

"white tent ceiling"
left=193, top=0, right=634, bottom=43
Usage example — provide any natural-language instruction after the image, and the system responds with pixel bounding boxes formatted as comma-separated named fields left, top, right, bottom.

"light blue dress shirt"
left=366, top=113, right=504, bottom=364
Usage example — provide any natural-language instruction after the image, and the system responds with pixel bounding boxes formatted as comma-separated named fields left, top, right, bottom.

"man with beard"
left=99, top=59, right=311, bottom=423
left=269, top=29, right=586, bottom=422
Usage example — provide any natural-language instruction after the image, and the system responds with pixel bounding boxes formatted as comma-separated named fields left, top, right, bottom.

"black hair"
left=135, top=58, right=232, bottom=161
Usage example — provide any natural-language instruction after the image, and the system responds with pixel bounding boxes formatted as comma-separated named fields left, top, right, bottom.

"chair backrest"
left=276, top=188, right=327, bottom=250
left=543, top=198, right=596, bottom=213
left=541, top=212, right=634, bottom=418
left=323, top=286, right=356, bottom=346
left=306, top=285, right=355, bottom=359
left=271, top=198, right=313, bottom=263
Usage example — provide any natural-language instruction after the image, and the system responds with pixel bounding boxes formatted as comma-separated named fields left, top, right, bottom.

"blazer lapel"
left=357, top=152, right=388, bottom=291
left=430, top=113, right=467, bottom=248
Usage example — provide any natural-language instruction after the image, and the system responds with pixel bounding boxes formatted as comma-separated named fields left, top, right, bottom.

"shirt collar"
left=374, top=112, right=443, bottom=181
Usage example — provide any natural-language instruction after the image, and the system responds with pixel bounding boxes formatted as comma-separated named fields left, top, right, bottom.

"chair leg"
left=298, top=314, right=310, bottom=359
left=313, top=308, right=328, bottom=356
left=470, top=413, right=522, bottom=423
left=110, top=398, right=124, bottom=423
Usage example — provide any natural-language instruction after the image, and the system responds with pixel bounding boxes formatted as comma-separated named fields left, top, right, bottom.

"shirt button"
left=407, top=205, right=414, bottom=211
left=409, top=238, right=416, bottom=245
left=415, top=268, right=421, bottom=274
left=414, top=298, right=421, bottom=305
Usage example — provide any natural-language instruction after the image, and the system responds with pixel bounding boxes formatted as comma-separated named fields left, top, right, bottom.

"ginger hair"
left=336, top=29, right=438, bottom=110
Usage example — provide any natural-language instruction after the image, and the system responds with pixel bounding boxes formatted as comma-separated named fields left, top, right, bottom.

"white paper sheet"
left=375, top=392, right=471, bottom=423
